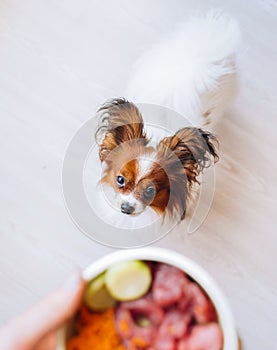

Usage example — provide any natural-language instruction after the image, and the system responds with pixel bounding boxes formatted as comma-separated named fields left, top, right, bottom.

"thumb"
left=0, top=270, right=85, bottom=350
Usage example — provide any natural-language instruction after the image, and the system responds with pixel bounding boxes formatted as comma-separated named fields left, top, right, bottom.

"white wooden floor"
left=0, top=1, right=277, bottom=349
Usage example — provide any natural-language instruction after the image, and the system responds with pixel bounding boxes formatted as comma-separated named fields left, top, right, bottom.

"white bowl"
left=57, top=247, right=238, bottom=350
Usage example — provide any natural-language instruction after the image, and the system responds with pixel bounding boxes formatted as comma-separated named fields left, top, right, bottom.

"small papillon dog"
left=95, top=11, right=240, bottom=221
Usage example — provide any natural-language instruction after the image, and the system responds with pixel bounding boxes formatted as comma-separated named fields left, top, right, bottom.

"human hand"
left=0, top=270, right=85, bottom=350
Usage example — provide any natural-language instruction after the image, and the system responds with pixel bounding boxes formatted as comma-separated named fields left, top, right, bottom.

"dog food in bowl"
left=66, top=260, right=223, bottom=350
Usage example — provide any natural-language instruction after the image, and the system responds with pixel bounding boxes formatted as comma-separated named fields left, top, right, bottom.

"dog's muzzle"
left=121, top=202, right=135, bottom=215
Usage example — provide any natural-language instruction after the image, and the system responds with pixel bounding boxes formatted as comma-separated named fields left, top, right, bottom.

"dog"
left=95, top=11, right=240, bottom=222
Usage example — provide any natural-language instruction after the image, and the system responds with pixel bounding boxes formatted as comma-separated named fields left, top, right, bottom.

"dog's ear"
left=158, top=127, right=218, bottom=187
left=95, top=98, right=148, bottom=162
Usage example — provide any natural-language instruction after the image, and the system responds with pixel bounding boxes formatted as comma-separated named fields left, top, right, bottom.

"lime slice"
left=84, top=273, right=116, bottom=311
left=105, top=260, right=151, bottom=301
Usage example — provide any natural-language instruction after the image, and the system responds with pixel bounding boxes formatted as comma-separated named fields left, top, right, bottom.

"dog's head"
left=95, top=98, right=218, bottom=220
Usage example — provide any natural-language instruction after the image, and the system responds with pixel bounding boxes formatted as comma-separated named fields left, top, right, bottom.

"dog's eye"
left=144, top=186, right=156, bottom=199
left=116, top=175, right=125, bottom=188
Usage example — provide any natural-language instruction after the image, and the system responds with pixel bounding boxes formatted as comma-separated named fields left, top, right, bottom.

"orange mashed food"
left=67, top=306, right=125, bottom=350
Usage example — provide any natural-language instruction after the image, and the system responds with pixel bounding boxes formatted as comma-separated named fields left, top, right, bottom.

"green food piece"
left=135, top=315, right=151, bottom=327
left=84, top=273, right=116, bottom=311
left=105, top=260, right=152, bottom=301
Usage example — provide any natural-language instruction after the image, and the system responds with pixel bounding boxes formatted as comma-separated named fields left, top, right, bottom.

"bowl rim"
left=57, top=247, right=237, bottom=350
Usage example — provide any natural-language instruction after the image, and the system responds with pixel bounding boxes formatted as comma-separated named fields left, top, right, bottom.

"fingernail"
left=63, top=269, right=82, bottom=292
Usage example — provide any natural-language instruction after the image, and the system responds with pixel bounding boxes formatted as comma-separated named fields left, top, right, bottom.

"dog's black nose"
left=121, top=202, right=135, bottom=215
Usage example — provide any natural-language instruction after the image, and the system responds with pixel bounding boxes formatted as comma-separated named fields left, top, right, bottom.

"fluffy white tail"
left=126, top=11, right=241, bottom=125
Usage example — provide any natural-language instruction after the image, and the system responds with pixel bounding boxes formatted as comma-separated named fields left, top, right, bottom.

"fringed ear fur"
left=95, top=98, right=148, bottom=162
left=157, top=127, right=218, bottom=220
left=159, top=127, right=218, bottom=186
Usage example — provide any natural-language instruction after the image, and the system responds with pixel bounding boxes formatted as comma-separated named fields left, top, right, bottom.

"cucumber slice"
left=84, top=273, right=116, bottom=311
left=105, top=260, right=151, bottom=301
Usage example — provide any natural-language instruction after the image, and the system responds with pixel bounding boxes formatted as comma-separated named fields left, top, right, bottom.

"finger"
left=0, top=270, right=85, bottom=350
left=34, top=332, right=56, bottom=350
